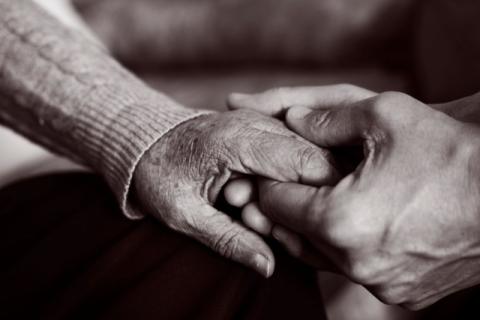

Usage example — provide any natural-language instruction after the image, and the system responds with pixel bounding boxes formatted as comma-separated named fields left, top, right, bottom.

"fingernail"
left=254, top=254, right=272, bottom=278
left=288, top=106, right=312, bottom=120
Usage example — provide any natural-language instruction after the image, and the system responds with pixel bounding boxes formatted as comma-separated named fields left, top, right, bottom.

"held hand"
left=224, top=87, right=480, bottom=227
left=132, top=109, right=339, bottom=277
left=224, top=84, right=376, bottom=235
left=225, top=85, right=480, bottom=247
left=253, top=91, right=480, bottom=309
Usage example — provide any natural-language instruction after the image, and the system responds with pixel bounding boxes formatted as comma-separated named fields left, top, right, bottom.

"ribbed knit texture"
left=0, top=0, right=213, bottom=218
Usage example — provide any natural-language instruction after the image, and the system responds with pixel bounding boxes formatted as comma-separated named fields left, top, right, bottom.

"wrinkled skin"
left=227, top=85, right=480, bottom=309
left=132, top=109, right=338, bottom=277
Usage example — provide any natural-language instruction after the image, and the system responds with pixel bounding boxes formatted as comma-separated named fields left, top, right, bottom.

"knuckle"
left=368, top=91, right=424, bottom=135
left=212, top=227, right=243, bottom=259
left=375, top=287, right=406, bottom=306
left=349, top=216, right=380, bottom=245
left=374, top=284, right=421, bottom=310
left=309, top=110, right=333, bottom=130
left=370, top=93, right=392, bottom=118
left=320, top=224, right=353, bottom=251
left=322, top=205, right=378, bottom=249
left=321, top=215, right=348, bottom=246
left=296, top=146, right=320, bottom=170
left=349, top=260, right=376, bottom=284
left=371, top=91, right=411, bottom=117
left=370, top=279, right=420, bottom=306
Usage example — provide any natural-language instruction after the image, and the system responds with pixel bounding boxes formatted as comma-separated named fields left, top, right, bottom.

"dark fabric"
left=0, top=173, right=326, bottom=320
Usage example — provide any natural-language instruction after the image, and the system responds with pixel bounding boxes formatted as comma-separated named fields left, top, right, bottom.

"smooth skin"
left=226, top=84, right=480, bottom=309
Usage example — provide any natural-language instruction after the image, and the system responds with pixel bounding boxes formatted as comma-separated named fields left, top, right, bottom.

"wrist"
left=135, top=113, right=214, bottom=173
left=431, top=92, right=480, bottom=124
left=132, top=112, right=216, bottom=215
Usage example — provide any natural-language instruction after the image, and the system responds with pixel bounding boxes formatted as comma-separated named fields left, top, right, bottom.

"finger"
left=239, top=131, right=341, bottom=186
left=241, top=202, right=273, bottom=236
left=272, top=225, right=338, bottom=272
left=224, top=178, right=256, bottom=207
left=285, top=104, right=373, bottom=147
left=179, top=198, right=275, bottom=278
left=240, top=203, right=335, bottom=271
left=258, top=179, right=331, bottom=235
left=227, top=85, right=376, bottom=117
left=272, top=225, right=303, bottom=256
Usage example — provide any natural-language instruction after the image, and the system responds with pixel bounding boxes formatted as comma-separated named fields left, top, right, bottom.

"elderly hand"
left=228, top=86, right=480, bottom=309
left=132, top=109, right=338, bottom=277
left=223, top=85, right=375, bottom=235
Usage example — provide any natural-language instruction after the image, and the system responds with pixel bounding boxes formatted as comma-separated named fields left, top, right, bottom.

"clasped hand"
left=226, top=85, right=480, bottom=309
left=133, top=108, right=338, bottom=278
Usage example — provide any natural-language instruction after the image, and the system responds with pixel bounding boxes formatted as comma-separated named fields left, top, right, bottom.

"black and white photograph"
left=1, top=0, right=479, bottom=319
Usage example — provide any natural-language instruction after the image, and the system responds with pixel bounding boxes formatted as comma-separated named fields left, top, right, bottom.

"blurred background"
left=2, top=1, right=479, bottom=318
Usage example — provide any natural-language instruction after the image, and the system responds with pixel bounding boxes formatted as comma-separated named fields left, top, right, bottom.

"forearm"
left=0, top=0, right=209, bottom=217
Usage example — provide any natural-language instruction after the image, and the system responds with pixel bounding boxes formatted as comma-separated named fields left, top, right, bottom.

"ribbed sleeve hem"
left=0, top=0, right=217, bottom=219
left=75, top=84, right=215, bottom=219
left=118, top=109, right=214, bottom=219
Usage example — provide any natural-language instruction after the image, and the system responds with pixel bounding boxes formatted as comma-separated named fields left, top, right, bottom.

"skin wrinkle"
left=144, top=116, right=231, bottom=197
left=232, top=85, right=480, bottom=307
left=136, top=104, right=344, bottom=275
left=204, top=163, right=232, bottom=205
left=238, top=136, right=272, bottom=175
left=243, top=127, right=331, bottom=182
left=212, top=225, right=242, bottom=259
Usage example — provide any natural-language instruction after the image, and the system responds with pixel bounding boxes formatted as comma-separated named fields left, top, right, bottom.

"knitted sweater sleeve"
left=0, top=0, right=212, bottom=218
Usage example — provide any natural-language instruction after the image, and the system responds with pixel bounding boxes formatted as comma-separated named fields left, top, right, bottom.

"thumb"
left=176, top=198, right=275, bottom=278
left=239, top=130, right=341, bottom=186
left=227, top=85, right=376, bottom=117
left=285, top=104, right=374, bottom=147
left=258, top=179, right=331, bottom=235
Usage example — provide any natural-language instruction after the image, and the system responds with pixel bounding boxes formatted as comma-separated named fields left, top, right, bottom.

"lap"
left=0, top=173, right=326, bottom=320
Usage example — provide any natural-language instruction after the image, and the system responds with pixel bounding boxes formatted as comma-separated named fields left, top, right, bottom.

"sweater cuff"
left=119, top=108, right=215, bottom=219
left=77, top=83, right=216, bottom=219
